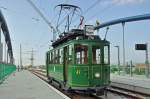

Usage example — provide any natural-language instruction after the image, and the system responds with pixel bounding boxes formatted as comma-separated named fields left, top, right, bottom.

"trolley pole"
left=145, top=43, right=149, bottom=78
left=67, top=15, right=69, bottom=32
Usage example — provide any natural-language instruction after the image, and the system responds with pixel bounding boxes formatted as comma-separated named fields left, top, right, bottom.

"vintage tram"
left=46, top=26, right=110, bottom=94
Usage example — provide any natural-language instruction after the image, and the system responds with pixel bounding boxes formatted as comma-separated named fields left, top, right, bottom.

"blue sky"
left=0, top=0, right=150, bottom=66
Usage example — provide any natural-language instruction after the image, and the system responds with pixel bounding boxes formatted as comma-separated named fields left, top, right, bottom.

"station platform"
left=111, top=74, right=150, bottom=95
left=0, top=70, right=70, bottom=99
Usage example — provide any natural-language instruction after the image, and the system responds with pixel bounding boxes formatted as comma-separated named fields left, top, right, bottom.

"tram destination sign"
left=84, top=25, right=94, bottom=36
left=135, top=44, right=147, bottom=50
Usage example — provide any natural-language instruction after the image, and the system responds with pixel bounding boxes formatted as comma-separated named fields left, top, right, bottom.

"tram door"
left=63, top=46, right=68, bottom=82
left=92, top=46, right=103, bottom=85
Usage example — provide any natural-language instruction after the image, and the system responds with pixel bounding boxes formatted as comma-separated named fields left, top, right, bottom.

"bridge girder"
left=0, top=10, right=13, bottom=62
left=94, top=14, right=150, bottom=30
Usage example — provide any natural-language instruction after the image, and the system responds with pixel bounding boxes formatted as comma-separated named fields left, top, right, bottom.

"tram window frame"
left=68, top=45, right=72, bottom=64
left=54, top=50, right=57, bottom=64
left=52, top=51, right=54, bottom=64
left=59, top=48, right=63, bottom=64
left=55, top=49, right=59, bottom=64
left=49, top=52, right=51, bottom=64
left=50, top=52, right=53, bottom=64
left=104, top=45, right=109, bottom=64
left=75, top=44, right=88, bottom=64
left=46, top=53, right=49, bottom=64
left=92, top=46, right=101, bottom=64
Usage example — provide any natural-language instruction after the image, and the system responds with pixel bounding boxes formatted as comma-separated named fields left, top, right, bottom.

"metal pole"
left=104, top=27, right=109, bottom=40
left=31, top=48, right=34, bottom=67
left=145, top=43, right=149, bottom=78
left=122, top=22, right=126, bottom=74
left=114, top=46, right=120, bottom=75
left=130, top=60, right=133, bottom=77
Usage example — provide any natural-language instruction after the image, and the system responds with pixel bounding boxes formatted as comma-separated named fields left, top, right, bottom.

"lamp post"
left=114, top=46, right=120, bottom=75
left=145, top=43, right=149, bottom=78
left=122, top=22, right=126, bottom=74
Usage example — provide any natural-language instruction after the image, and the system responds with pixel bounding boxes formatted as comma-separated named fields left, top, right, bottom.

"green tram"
left=46, top=28, right=110, bottom=94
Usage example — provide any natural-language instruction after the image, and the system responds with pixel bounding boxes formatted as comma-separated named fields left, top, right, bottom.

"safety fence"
left=0, top=63, right=16, bottom=84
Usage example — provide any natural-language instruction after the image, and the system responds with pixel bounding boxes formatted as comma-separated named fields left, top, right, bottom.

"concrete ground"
left=111, top=74, right=150, bottom=89
left=0, top=70, right=69, bottom=99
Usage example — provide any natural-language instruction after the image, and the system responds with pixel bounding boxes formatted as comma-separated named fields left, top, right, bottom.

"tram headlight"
left=95, top=73, right=100, bottom=78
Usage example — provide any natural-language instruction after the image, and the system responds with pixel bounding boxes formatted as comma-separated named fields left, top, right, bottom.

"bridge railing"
left=0, top=63, right=16, bottom=84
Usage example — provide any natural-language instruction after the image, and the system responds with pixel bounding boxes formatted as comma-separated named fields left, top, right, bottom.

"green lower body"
left=47, top=64, right=110, bottom=91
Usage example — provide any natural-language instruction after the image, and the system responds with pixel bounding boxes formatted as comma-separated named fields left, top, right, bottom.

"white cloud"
left=112, top=0, right=144, bottom=5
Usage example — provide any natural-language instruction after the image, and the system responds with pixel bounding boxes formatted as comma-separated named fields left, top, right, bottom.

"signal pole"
left=114, top=46, right=120, bottom=75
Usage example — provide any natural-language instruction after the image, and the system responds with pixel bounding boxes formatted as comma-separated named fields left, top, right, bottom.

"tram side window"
left=104, top=46, right=109, bottom=64
left=55, top=49, right=59, bottom=64
left=92, top=46, right=101, bottom=64
left=59, top=48, right=63, bottom=64
left=46, top=53, right=49, bottom=64
left=50, top=52, right=53, bottom=64
left=52, top=51, right=54, bottom=64
left=75, top=44, right=88, bottom=64
left=68, top=45, right=72, bottom=64
left=49, top=52, right=51, bottom=64
left=53, top=50, right=55, bottom=64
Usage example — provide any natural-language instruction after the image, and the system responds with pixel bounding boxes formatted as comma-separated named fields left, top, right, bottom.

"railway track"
left=29, top=69, right=150, bottom=99
left=108, top=85, right=150, bottom=99
left=106, top=87, right=147, bottom=99
left=29, top=69, right=101, bottom=99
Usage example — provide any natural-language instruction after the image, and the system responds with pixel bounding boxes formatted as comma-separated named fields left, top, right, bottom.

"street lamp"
left=114, top=45, right=120, bottom=75
left=122, top=22, right=126, bottom=74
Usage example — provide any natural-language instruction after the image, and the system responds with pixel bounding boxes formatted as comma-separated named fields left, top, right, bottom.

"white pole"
left=145, top=43, right=149, bottom=77
left=114, top=46, right=120, bottom=75
left=122, top=22, right=126, bottom=74
left=0, top=22, right=3, bottom=62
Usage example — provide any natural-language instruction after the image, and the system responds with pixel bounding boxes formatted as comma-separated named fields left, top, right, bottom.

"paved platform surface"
left=111, top=74, right=150, bottom=89
left=0, top=70, right=69, bottom=99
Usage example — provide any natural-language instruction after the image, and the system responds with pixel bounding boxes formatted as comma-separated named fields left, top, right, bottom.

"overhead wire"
left=84, top=1, right=118, bottom=24
left=69, top=8, right=76, bottom=26
left=32, top=0, right=56, bottom=49
left=83, top=0, right=102, bottom=15
left=71, top=0, right=103, bottom=25
left=0, top=6, right=40, bottom=21
left=56, top=7, right=62, bottom=29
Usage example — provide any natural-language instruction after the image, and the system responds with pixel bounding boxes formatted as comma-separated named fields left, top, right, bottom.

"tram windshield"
left=92, top=46, right=101, bottom=64
left=75, top=44, right=88, bottom=64
left=104, top=46, right=109, bottom=64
